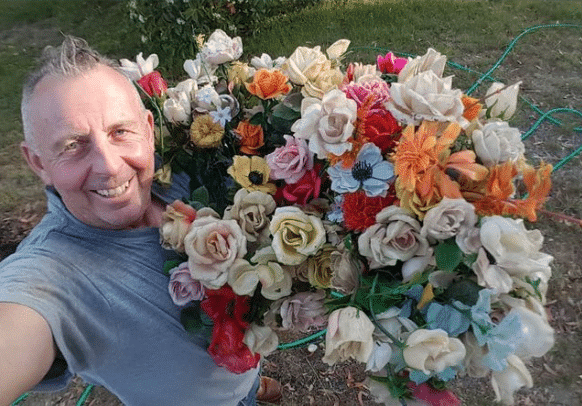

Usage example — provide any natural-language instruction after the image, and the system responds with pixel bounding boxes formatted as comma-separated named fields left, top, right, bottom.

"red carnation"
left=342, top=189, right=397, bottom=232
left=364, top=110, right=402, bottom=154
left=137, top=70, right=168, bottom=97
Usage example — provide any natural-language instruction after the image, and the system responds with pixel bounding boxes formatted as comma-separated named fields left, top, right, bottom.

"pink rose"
left=168, top=262, right=206, bottom=306
left=281, top=165, right=322, bottom=206
left=137, top=71, right=168, bottom=97
left=266, top=135, right=314, bottom=184
left=377, top=52, right=408, bottom=74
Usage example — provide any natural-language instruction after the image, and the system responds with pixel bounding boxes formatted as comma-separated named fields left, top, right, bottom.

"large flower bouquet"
left=120, top=29, right=555, bottom=405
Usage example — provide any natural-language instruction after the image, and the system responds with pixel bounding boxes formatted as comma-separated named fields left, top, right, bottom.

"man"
left=0, top=36, right=280, bottom=406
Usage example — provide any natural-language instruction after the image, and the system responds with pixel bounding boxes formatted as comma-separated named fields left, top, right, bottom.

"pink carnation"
left=266, top=135, right=314, bottom=184
left=342, top=79, right=391, bottom=112
left=377, top=52, right=408, bottom=74
left=168, top=262, right=206, bottom=306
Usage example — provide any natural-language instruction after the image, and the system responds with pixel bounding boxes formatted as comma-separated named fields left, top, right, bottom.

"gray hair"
left=21, top=36, right=139, bottom=150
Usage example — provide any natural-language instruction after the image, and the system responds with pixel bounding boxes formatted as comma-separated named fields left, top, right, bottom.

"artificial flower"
left=377, top=51, right=408, bottom=74
left=302, top=67, right=344, bottom=99
left=322, top=306, right=375, bottom=366
left=266, top=134, right=314, bottom=184
left=420, top=197, right=478, bottom=241
left=227, top=155, right=277, bottom=194
left=358, top=205, right=430, bottom=269
left=137, top=71, right=167, bottom=97
left=243, top=323, right=279, bottom=356
left=280, top=165, right=322, bottom=205
left=245, top=68, right=292, bottom=100
left=328, top=142, right=394, bottom=197
left=189, top=114, right=224, bottom=148
left=387, top=70, right=466, bottom=126
left=223, top=188, right=276, bottom=246
left=342, top=78, right=392, bottom=112
left=301, top=243, right=335, bottom=289
left=228, top=61, right=254, bottom=86
left=199, top=29, right=243, bottom=66
left=269, top=206, right=326, bottom=265
left=490, top=354, right=532, bottom=405
left=280, top=45, right=329, bottom=86
left=250, top=53, right=286, bottom=70
left=291, top=88, right=358, bottom=159
left=168, top=262, right=206, bottom=306
left=159, top=200, right=197, bottom=253
left=363, top=109, right=402, bottom=154
left=163, top=91, right=191, bottom=124
left=119, top=52, right=159, bottom=81
left=209, top=106, right=232, bottom=127
left=184, top=209, right=247, bottom=289
left=471, top=121, right=525, bottom=167
left=264, top=290, right=328, bottom=333
left=397, top=48, right=447, bottom=83
left=192, top=84, right=222, bottom=113
left=228, top=258, right=291, bottom=300
left=460, top=331, right=490, bottom=378
left=346, top=62, right=381, bottom=83
left=325, top=38, right=351, bottom=60
left=234, top=120, right=265, bottom=155
left=329, top=246, right=363, bottom=295
left=485, top=81, right=522, bottom=120
left=341, top=189, right=398, bottom=232
left=472, top=248, right=513, bottom=294
left=403, top=329, right=466, bottom=375
left=183, top=54, right=218, bottom=84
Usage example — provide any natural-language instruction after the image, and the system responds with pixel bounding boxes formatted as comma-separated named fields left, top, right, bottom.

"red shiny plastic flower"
left=407, top=381, right=461, bottom=406
left=281, top=164, right=323, bottom=205
left=342, top=189, right=397, bottom=232
left=137, top=71, right=167, bottom=97
left=377, top=52, right=408, bottom=74
left=201, top=285, right=260, bottom=374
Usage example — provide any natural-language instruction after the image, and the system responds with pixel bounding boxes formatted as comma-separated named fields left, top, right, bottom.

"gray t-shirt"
left=0, top=188, right=258, bottom=406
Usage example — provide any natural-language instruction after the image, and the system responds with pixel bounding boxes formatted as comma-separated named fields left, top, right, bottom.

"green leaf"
left=435, top=238, right=463, bottom=272
left=443, top=279, right=481, bottom=306
left=163, top=259, right=182, bottom=275
left=180, top=304, right=204, bottom=333
left=190, top=185, right=210, bottom=206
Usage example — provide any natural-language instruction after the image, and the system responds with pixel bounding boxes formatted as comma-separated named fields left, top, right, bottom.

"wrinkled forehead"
left=29, top=65, right=145, bottom=131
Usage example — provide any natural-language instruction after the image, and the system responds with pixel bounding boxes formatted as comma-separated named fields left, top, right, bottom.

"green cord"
left=76, top=385, right=94, bottom=406
left=10, top=393, right=28, bottom=406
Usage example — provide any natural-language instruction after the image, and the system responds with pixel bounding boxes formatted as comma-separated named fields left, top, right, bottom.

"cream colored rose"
left=322, top=306, right=375, bottom=366
left=387, top=70, right=466, bottom=126
left=281, top=45, right=329, bottom=85
left=326, top=39, right=350, bottom=60
left=296, top=244, right=335, bottom=289
left=349, top=62, right=382, bottom=83
left=269, top=206, right=326, bottom=265
left=302, top=67, right=344, bottom=98
left=397, top=48, right=447, bottom=83
left=403, top=329, right=466, bottom=375
left=472, top=248, right=513, bottom=294
left=228, top=258, right=291, bottom=300
left=471, top=121, right=525, bottom=167
left=224, top=189, right=276, bottom=247
left=243, top=323, right=279, bottom=356
left=480, top=216, right=553, bottom=284
left=184, top=210, right=247, bottom=289
left=421, top=197, right=478, bottom=241
left=358, top=206, right=430, bottom=269
left=491, top=354, right=532, bottom=405
left=485, top=81, right=522, bottom=120
left=160, top=200, right=197, bottom=253
left=291, top=88, right=357, bottom=159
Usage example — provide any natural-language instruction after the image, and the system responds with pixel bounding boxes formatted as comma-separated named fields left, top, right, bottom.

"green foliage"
left=127, top=0, right=324, bottom=75
left=434, top=238, right=463, bottom=272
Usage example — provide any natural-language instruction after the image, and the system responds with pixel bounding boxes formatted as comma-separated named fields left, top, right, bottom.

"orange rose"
left=245, top=69, right=291, bottom=100
left=235, top=120, right=264, bottom=155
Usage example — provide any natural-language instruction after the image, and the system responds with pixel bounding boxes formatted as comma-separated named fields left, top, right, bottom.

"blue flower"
left=209, top=106, right=232, bottom=127
left=327, top=143, right=394, bottom=197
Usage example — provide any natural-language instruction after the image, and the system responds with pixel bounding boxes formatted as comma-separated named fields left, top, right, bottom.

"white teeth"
left=95, top=180, right=130, bottom=197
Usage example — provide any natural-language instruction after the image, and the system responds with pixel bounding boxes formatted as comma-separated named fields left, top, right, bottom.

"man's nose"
left=90, top=135, right=124, bottom=174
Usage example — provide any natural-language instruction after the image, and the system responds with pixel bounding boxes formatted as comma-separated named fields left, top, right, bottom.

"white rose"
left=403, top=329, right=466, bottom=375
left=184, top=210, right=247, bottom=289
left=224, top=189, right=276, bottom=246
left=485, top=81, right=522, bottom=120
left=491, top=354, right=533, bottom=405
left=322, top=306, right=375, bottom=366
left=200, top=29, right=243, bottom=65
left=387, top=70, right=466, bottom=126
left=163, top=92, right=191, bottom=124
left=291, top=89, right=357, bottom=159
left=472, top=248, right=513, bottom=294
left=281, top=45, right=329, bottom=85
left=366, top=341, right=393, bottom=372
left=192, top=84, right=222, bottom=113
left=397, top=48, right=447, bottom=83
left=460, top=331, right=490, bottom=378
left=326, top=39, right=350, bottom=60
left=480, top=216, right=553, bottom=284
left=269, top=206, right=326, bottom=265
left=302, top=67, right=344, bottom=99
left=243, top=323, right=279, bottom=356
left=349, top=62, right=382, bottom=83
left=358, top=206, right=430, bottom=269
left=471, top=121, right=525, bottom=167
left=250, top=53, right=286, bottom=70
left=420, top=197, right=478, bottom=241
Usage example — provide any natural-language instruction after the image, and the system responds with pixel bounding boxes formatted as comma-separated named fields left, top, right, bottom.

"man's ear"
left=20, top=141, right=52, bottom=185
left=145, top=110, right=155, bottom=145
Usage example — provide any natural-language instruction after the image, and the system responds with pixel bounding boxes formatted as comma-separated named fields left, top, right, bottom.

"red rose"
left=364, top=110, right=402, bottom=154
left=281, top=165, right=322, bottom=206
left=137, top=70, right=168, bottom=97
left=342, top=189, right=397, bottom=232
left=407, top=381, right=461, bottom=406
left=201, top=286, right=260, bottom=374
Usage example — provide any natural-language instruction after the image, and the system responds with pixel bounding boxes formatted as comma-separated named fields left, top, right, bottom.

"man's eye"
left=114, top=129, right=130, bottom=136
left=63, top=141, right=79, bottom=152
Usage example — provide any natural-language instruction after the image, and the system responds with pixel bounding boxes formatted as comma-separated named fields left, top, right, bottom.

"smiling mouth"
left=94, top=179, right=131, bottom=198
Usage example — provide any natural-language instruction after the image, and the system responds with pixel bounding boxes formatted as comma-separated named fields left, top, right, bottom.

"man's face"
left=22, top=65, right=156, bottom=230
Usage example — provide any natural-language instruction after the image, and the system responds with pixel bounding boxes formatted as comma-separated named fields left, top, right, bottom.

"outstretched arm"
left=0, top=303, right=56, bottom=406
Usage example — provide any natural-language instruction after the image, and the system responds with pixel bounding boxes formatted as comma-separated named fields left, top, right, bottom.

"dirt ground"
left=2, top=19, right=582, bottom=406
